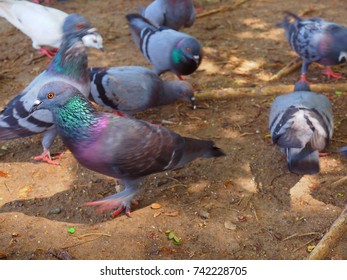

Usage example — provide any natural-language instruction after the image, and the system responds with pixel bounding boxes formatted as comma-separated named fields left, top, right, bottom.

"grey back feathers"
left=126, top=13, right=203, bottom=77
left=88, top=66, right=195, bottom=114
left=269, top=83, right=333, bottom=174
left=142, top=0, right=196, bottom=31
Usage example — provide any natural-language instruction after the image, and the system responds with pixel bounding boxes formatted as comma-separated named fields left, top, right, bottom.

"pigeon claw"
left=112, top=110, right=126, bottom=117
left=34, top=149, right=61, bottom=165
left=322, top=67, right=342, bottom=79
left=111, top=205, right=127, bottom=218
left=39, top=47, right=58, bottom=59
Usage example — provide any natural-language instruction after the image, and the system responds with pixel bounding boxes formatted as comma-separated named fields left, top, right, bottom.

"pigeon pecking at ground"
left=126, top=13, right=203, bottom=79
left=30, top=81, right=226, bottom=217
left=89, top=66, right=196, bottom=114
left=269, top=81, right=333, bottom=174
left=0, top=13, right=103, bottom=165
left=0, top=0, right=94, bottom=57
left=278, top=12, right=347, bottom=83
left=141, top=0, right=196, bottom=31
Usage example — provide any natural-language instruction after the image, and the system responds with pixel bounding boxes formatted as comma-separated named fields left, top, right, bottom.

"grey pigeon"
left=0, top=0, right=102, bottom=57
left=142, top=0, right=196, bottom=31
left=89, top=66, right=196, bottom=114
left=0, top=14, right=103, bottom=165
left=30, top=81, right=226, bottom=217
left=278, top=12, right=347, bottom=83
left=269, top=81, right=333, bottom=174
left=126, top=13, right=203, bottom=78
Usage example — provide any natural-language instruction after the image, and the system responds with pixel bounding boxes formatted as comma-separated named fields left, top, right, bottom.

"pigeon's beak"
left=30, top=100, right=42, bottom=114
left=193, top=55, right=200, bottom=64
left=190, top=96, right=196, bottom=110
left=99, top=47, right=104, bottom=52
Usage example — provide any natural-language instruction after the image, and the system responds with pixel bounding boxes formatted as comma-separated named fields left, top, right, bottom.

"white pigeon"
left=0, top=0, right=68, bottom=57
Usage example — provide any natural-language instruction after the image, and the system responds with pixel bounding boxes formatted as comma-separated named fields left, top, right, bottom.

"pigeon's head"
left=170, top=80, right=196, bottom=109
left=31, top=82, right=85, bottom=114
left=63, top=14, right=91, bottom=35
left=62, top=14, right=104, bottom=50
left=172, top=37, right=203, bottom=75
left=82, top=30, right=104, bottom=51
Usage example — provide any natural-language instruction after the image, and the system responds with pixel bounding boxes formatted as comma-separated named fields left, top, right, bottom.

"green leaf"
left=68, top=227, right=75, bottom=234
left=335, top=91, right=343, bottom=95
left=173, top=236, right=181, bottom=243
left=307, top=245, right=315, bottom=252
left=168, top=232, right=175, bottom=239
left=337, top=192, right=344, bottom=197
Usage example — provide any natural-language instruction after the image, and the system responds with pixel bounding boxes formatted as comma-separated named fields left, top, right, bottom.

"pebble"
left=47, top=208, right=62, bottom=215
left=198, top=209, right=210, bottom=219
left=224, top=221, right=237, bottom=230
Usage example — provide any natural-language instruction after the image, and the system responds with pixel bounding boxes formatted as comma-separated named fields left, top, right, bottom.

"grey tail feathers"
left=283, top=11, right=302, bottom=21
left=277, top=11, right=302, bottom=28
left=174, top=138, right=225, bottom=169
left=184, top=138, right=225, bottom=159
left=0, top=126, right=35, bottom=140
left=126, top=13, right=158, bottom=28
left=286, top=145, right=320, bottom=175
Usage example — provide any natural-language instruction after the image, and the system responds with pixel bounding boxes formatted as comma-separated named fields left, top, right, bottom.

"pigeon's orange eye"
left=76, top=23, right=85, bottom=29
left=186, top=47, right=191, bottom=52
left=47, top=92, right=55, bottom=99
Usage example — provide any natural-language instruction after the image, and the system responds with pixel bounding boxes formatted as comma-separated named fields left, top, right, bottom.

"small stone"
left=224, top=221, right=237, bottom=230
left=47, top=208, right=62, bottom=215
left=198, top=209, right=210, bottom=219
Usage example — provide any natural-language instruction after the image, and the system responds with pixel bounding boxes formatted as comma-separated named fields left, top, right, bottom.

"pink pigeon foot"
left=322, top=66, right=342, bottom=79
left=112, top=110, right=126, bottom=117
left=83, top=187, right=138, bottom=218
left=34, top=148, right=64, bottom=165
left=39, top=47, right=58, bottom=58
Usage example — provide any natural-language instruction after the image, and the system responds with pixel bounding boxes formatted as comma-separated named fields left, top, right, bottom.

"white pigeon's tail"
left=0, top=0, right=14, bottom=19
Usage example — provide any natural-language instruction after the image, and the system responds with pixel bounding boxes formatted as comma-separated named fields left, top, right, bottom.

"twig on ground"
left=195, top=83, right=347, bottom=100
left=269, top=58, right=302, bottom=81
left=62, top=234, right=110, bottom=250
left=282, top=232, right=321, bottom=241
left=308, top=205, right=347, bottom=260
left=331, top=176, right=347, bottom=188
left=77, top=233, right=111, bottom=239
left=196, top=0, right=250, bottom=19
left=293, top=236, right=319, bottom=253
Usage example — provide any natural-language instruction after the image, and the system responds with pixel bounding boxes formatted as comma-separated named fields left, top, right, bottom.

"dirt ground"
left=0, top=0, right=346, bottom=260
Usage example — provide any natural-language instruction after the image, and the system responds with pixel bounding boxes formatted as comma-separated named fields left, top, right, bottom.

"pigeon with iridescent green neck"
left=89, top=66, right=196, bottom=113
left=142, top=0, right=196, bottom=31
left=0, top=13, right=103, bottom=165
left=126, top=13, right=202, bottom=79
left=31, top=81, right=225, bottom=217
